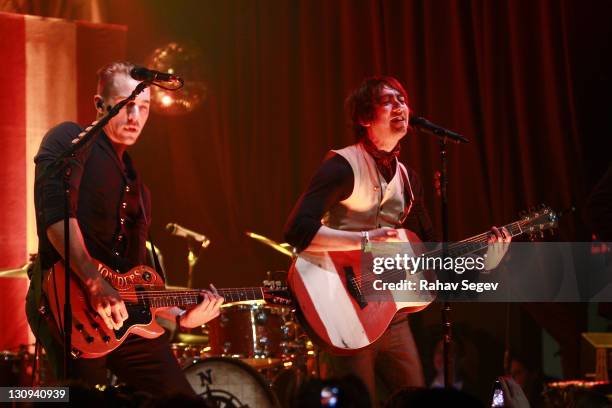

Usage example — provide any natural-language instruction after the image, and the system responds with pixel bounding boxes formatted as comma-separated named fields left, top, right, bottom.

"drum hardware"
left=170, top=343, right=212, bottom=368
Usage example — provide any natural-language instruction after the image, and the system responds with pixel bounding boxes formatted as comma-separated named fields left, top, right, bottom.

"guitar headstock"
left=262, top=286, right=293, bottom=306
left=519, top=204, right=559, bottom=240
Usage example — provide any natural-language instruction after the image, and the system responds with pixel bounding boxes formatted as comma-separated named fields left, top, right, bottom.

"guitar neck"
left=426, top=220, right=525, bottom=259
left=137, top=287, right=265, bottom=308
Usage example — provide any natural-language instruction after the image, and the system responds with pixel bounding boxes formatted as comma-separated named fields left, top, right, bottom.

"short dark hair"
left=345, top=76, right=409, bottom=141
left=96, top=61, right=135, bottom=98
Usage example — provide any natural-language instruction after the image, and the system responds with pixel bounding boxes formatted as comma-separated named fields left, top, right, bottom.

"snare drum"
left=184, top=357, right=280, bottom=407
left=207, top=303, right=292, bottom=368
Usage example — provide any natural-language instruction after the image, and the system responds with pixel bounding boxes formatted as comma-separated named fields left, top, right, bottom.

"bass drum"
left=183, top=357, right=280, bottom=408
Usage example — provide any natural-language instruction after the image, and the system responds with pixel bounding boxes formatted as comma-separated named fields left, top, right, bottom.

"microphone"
left=166, top=223, right=211, bottom=248
left=130, top=66, right=183, bottom=86
left=409, top=115, right=470, bottom=143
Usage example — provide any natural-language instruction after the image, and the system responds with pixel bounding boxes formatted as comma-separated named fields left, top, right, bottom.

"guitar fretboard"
left=426, top=221, right=523, bottom=259
left=134, top=287, right=266, bottom=308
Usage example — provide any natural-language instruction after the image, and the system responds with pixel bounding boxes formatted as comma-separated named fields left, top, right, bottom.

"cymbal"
left=0, top=263, right=30, bottom=278
left=245, top=231, right=295, bottom=258
left=175, top=333, right=209, bottom=344
left=165, top=284, right=190, bottom=290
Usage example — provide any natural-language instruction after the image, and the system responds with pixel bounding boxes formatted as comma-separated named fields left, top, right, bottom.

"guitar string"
left=353, top=219, right=532, bottom=291
left=115, top=287, right=267, bottom=294
left=115, top=292, right=267, bottom=300
left=352, top=220, right=528, bottom=291
left=115, top=286, right=267, bottom=292
left=75, top=292, right=265, bottom=303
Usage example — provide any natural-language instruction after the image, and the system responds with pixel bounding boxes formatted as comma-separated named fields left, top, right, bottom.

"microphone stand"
left=439, top=137, right=453, bottom=389
left=411, top=117, right=469, bottom=389
left=36, top=80, right=153, bottom=380
left=186, top=238, right=204, bottom=289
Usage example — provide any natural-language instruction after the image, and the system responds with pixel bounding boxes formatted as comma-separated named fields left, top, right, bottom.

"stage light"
left=146, top=42, right=207, bottom=115
left=161, top=95, right=173, bottom=106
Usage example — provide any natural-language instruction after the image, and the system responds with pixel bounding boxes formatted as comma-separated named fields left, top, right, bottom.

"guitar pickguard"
left=115, top=298, right=153, bottom=339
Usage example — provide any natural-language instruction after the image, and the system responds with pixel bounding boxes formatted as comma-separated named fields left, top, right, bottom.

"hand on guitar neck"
left=484, top=226, right=512, bottom=270
left=173, top=285, right=224, bottom=329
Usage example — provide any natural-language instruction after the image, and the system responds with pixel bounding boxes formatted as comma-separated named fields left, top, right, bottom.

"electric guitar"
left=43, top=261, right=291, bottom=358
left=288, top=206, right=558, bottom=354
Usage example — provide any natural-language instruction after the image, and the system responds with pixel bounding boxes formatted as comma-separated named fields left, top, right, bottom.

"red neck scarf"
left=362, top=137, right=400, bottom=182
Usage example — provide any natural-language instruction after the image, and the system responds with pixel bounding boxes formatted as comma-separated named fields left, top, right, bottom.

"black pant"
left=72, top=333, right=195, bottom=397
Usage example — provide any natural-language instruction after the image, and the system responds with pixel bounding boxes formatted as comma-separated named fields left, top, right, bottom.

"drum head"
left=183, top=357, right=279, bottom=408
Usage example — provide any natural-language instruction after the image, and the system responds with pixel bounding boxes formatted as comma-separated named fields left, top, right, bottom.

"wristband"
left=361, top=230, right=371, bottom=252
left=176, top=310, right=186, bottom=330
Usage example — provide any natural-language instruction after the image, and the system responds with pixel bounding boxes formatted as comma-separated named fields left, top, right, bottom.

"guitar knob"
left=75, top=323, right=84, bottom=332
left=102, top=335, right=111, bottom=343
left=91, top=322, right=99, bottom=330
left=85, top=336, right=94, bottom=344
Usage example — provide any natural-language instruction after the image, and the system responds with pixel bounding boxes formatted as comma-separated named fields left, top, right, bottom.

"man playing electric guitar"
left=284, top=76, right=511, bottom=405
left=26, top=61, right=223, bottom=396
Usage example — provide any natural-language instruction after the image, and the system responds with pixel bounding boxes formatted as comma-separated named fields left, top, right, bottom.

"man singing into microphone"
left=26, top=61, right=223, bottom=396
left=284, top=76, right=511, bottom=405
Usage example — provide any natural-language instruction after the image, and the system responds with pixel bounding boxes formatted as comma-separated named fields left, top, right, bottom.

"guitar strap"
left=138, top=186, right=167, bottom=282
left=398, top=163, right=415, bottom=225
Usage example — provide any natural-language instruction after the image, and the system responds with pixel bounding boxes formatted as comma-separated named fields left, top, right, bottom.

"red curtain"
left=0, top=11, right=126, bottom=350
left=94, top=0, right=610, bottom=288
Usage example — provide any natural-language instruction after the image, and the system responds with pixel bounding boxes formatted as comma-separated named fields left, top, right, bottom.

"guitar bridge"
left=344, top=267, right=367, bottom=309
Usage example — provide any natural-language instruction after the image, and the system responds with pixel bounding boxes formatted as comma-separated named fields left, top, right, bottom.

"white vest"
left=322, top=143, right=414, bottom=231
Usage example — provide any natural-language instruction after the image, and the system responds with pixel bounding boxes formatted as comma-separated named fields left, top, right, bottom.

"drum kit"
left=167, top=231, right=317, bottom=407
left=174, top=301, right=316, bottom=407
